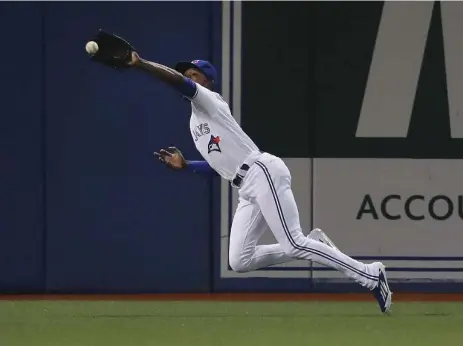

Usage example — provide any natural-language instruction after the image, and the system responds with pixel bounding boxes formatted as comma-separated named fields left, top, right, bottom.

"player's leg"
left=229, top=200, right=338, bottom=272
left=251, top=157, right=380, bottom=290
left=228, top=196, right=293, bottom=272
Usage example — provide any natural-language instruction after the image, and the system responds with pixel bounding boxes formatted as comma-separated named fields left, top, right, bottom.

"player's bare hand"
left=154, top=147, right=187, bottom=170
left=128, top=51, right=141, bottom=66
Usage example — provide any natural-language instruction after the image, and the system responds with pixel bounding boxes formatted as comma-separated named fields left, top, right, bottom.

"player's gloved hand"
left=88, top=29, right=135, bottom=69
left=154, top=147, right=187, bottom=170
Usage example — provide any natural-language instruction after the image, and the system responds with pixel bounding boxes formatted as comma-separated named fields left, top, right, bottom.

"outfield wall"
left=1, top=1, right=462, bottom=294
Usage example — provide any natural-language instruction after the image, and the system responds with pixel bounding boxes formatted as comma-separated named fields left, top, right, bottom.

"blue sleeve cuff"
left=175, top=77, right=198, bottom=99
left=186, top=160, right=214, bottom=174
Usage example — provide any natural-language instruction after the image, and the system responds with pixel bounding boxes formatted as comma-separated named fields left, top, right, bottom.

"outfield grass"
left=0, top=300, right=462, bottom=346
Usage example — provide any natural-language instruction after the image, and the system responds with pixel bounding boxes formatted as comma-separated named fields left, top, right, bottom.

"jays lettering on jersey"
left=191, top=123, right=210, bottom=141
left=184, top=79, right=260, bottom=180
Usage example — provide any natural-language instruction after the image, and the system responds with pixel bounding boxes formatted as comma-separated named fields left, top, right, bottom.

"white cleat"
left=308, top=228, right=339, bottom=251
left=372, top=262, right=392, bottom=314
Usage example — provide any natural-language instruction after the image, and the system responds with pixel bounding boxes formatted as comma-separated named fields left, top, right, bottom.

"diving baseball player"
left=127, top=53, right=392, bottom=313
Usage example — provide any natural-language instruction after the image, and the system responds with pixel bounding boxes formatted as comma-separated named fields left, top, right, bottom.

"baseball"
left=85, top=41, right=99, bottom=54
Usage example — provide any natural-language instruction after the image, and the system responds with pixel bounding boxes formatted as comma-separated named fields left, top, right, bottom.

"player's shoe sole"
left=308, top=228, right=339, bottom=251
left=372, top=263, right=392, bottom=313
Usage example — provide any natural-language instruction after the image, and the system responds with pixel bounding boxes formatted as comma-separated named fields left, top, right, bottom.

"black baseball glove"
left=88, top=29, right=135, bottom=69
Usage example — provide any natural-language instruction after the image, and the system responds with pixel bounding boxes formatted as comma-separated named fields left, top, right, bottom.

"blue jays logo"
left=208, top=135, right=221, bottom=153
left=192, top=60, right=200, bottom=64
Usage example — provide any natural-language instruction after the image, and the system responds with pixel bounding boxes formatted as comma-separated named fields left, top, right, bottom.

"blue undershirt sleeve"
left=175, top=78, right=218, bottom=116
left=175, top=77, right=197, bottom=99
left=186, top=160, right=215, bottom=174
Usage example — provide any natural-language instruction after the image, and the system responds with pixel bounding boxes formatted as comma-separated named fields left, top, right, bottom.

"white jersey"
left=188, top=82, right=260, bottom=180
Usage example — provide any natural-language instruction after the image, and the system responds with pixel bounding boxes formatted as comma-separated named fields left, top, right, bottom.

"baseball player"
left=127, top=53, right=392, bottom=313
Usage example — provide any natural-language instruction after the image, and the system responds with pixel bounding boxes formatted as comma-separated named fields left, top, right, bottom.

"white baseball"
left=85, top=41, right=99, bottom=54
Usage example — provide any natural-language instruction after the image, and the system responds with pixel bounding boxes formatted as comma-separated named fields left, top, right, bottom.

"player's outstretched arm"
left=129, top=52, right=197, bottom=98
left=154, top=147, right=215, bottom=174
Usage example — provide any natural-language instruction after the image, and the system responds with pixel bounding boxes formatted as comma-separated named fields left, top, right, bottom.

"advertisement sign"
left=312, top=158, right=463, bottom=280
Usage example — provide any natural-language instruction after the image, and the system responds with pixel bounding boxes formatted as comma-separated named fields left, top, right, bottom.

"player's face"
left=184, top=68, right=210, bottom=88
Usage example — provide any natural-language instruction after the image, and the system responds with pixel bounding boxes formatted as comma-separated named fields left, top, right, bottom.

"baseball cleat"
left=372, top=262, right=392, bottom=313
left=308, top=228, right=339, bottom=251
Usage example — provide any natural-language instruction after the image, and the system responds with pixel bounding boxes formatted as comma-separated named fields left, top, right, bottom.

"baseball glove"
left=88, top=29, right=135, bottom=69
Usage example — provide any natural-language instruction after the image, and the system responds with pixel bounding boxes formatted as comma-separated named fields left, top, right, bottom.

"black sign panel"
left=241, top=1, right=314, bottom=158
left=242, top=1, right=463, bottom=158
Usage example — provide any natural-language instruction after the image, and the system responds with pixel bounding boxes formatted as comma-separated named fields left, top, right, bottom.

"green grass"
left=0, top=300, right=462, bottom=346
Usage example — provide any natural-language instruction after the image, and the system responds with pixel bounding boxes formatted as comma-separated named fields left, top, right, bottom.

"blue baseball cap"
left=175, top=59, right=217, bottom=83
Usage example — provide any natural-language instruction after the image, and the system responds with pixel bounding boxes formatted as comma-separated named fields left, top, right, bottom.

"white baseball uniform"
left=188, top=82, right=379, bottom=289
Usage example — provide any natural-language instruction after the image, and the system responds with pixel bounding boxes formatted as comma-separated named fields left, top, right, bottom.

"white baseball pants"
left=228, top=153, right=378, bottom=289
